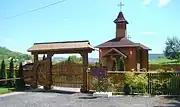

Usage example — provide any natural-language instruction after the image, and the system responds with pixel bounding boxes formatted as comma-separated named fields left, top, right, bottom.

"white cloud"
left=159, top=0, right=171, bottom=7
left=140, top=31, right=157, bottom=35
left=142, top=0, right=171, bottom=7
left=143, top=0, right=151, bottom=5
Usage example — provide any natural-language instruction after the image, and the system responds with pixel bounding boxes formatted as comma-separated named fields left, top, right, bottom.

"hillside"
left=0, top=47, right=31, bottom=65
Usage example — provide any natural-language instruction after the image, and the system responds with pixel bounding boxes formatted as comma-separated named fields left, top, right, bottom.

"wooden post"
left=43, top=53, right=53, bottom=90
left=31, top=53, right=38, bottom=88
left=80, top=52, right=88, bottom=92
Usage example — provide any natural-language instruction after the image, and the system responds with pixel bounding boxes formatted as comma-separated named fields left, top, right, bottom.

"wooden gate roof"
left=28, top=40, right=94, bottom=54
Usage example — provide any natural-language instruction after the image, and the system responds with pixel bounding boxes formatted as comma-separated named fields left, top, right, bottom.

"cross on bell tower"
left=118, top=0, right=124, bottom=12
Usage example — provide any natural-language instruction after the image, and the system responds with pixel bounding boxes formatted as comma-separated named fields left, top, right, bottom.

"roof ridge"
left=34, top=40, right=89, bottom=45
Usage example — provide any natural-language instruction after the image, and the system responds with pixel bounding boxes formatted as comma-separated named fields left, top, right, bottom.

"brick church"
left=95, top=9, right=151, bottom=71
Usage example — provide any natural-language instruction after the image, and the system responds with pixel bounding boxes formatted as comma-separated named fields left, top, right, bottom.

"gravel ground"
left=0, top=91, right=180, bottom=107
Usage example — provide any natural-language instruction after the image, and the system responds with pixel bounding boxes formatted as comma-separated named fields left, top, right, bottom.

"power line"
left=1, top=0, right=67, bottom=20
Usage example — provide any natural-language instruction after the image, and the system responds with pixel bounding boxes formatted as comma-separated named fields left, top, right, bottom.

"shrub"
left=124, top=72, right=148, bottom=94
left=123, top=83, right=132, bottom=95
left=0, top=60, right=6, bottom=79
left=133, top=74, right=148, bottom=94
left=0, top=60, right=6, bottom=86
left=91, top=76, right=112, bottom=92
left=7, top=58, right=14, bottom=88
left=15, top=62, right=25, bottom=91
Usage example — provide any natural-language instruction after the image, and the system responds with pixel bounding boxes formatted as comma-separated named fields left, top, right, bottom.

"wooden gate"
left=33, top=59, right=51, bottom=86
left=52, top=62, right=83, bottom=88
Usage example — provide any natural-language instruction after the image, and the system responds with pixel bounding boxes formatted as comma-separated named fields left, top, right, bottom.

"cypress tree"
left=0, top=60, right=5, bottom=79
left=15, top=62, right=25, bottom=91
left=117, top=57, right=125, bottom=71
left=7, top=58, right=14, bottom=88
left=0, top=60, right=6, bottom=86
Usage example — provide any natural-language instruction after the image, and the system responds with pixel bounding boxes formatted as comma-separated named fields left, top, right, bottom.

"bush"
left=91, top=76, right=112, bottom=92
left=0, top=60, right=6, bottom=86
left=7, top=58, right=14, bottom=88
left=15, top=62, right=25, bottom=91
left=0, top=60, right=6, bottom=79
left=124, top=72, right=148, bottom=94
left=133, top=74, right=148, bottom=94
left=123, top=83, right=132, bottom=95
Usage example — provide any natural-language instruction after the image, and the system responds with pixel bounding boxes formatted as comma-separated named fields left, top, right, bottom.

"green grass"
left=0, top=87, right=12, bottom=94
left=149, top=56, right=180, bottom=65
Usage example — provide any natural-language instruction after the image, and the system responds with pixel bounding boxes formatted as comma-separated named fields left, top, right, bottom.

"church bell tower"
left=114, top=2, right=128, bottom=39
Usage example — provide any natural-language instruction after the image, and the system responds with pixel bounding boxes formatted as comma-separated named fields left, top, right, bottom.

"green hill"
left=0, top=47, right=32, bottom=66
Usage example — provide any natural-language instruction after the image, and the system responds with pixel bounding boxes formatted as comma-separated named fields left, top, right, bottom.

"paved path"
left=0, top=91, right=179, bottom=107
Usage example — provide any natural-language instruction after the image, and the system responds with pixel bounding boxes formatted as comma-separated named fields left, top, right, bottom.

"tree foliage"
left=0, top=60, right=6, bottom=79
left=15, top=62, right=25, bottom=91
left=124, top=72, right=148, bottom=94
left=117, top=57, right=124, bottom=71
left=66, top=55, right=82, bottom=64
left=7, top=58, right=14, bottom=87
left=164, top=36, right=180, bottom=61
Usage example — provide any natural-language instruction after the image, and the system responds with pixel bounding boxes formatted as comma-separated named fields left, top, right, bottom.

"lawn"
left=0, top=87, right=13, bottom=94
left=149, top=56, right=180, bottom=65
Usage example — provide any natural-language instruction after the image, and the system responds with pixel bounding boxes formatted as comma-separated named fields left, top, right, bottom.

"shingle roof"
left=95, top=37, right=151, bottom=50
left=114, top=12, right=128, bottom=24
left=28, top=40, right=94, bottom=52
left=103, top=48, right=127, bottom=58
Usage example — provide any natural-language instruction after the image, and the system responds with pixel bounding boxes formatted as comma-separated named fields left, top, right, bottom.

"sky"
left=0, top=0, right=179, bottom=58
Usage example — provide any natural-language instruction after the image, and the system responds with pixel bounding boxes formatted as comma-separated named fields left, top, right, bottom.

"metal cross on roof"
left=127, top=35, right=131, bottom=39
left=118, top=0, right=124, bottom=11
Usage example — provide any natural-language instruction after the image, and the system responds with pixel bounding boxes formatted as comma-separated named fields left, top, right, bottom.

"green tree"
left=67, top=55, right=82, bottom=63
left=0, top=60, right=6, bottom=85
left=7, top=58, right=14, bottom=87
left=15, top=62, right=25, bottom=91
left=164, top=36, right=180, bottom=61
left=0, top=60, right=6, bottom=79
left=117, top=57, right=124, bottom=71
